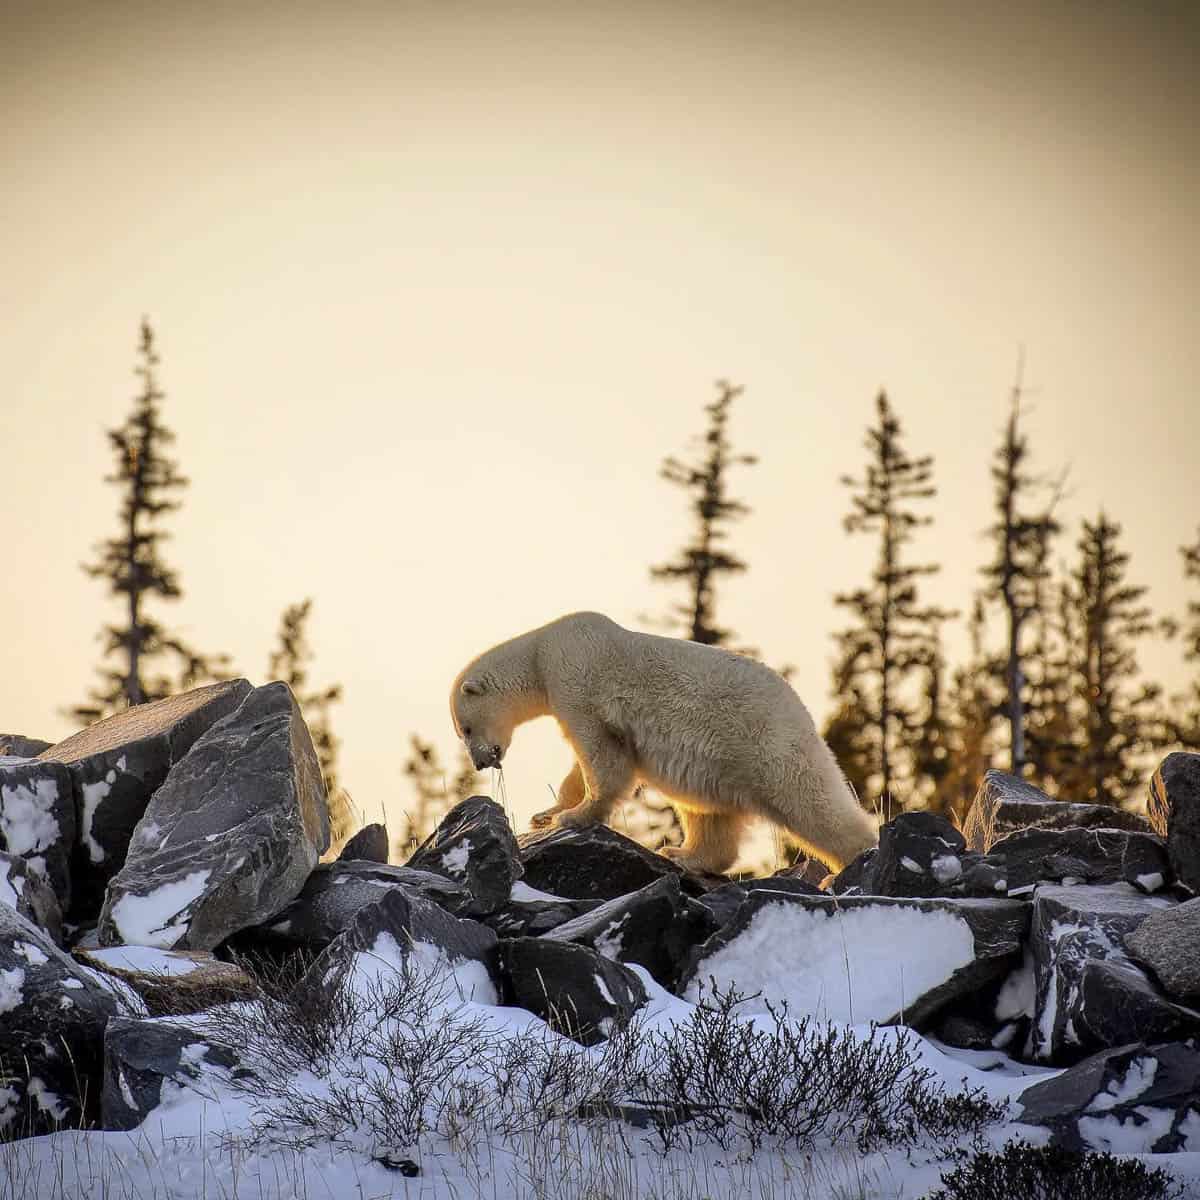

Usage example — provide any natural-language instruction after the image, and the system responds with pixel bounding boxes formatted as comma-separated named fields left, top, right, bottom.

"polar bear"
left=450, top=612, right=877, bottom=875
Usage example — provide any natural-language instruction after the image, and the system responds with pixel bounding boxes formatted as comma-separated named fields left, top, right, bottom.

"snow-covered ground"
left=6, top=934, right=1199, bottom=1200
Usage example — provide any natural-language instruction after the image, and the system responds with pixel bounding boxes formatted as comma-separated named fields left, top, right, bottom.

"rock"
left=243, top=860, right=476, bottom=952
left=695, top=876, right=824, bottom=928
left=97, top=682, right=329, bottom=951
left=496, top=937, right=647, bottom=1045
left=829, top=846, right=877, bottom=895
left=541, top=875, right=719, bottom=990
left=0, top=735, right=52, bottom=758
left=1017, top=1041, right=1200, bottom=1153
left=1148, top=752, right=1200, bottom=893
left=405, top=797, right=522, bottom=915
left=1125, top=897, right=1200, bottom=1004
left=0, top=757, right=75, bottom=914
left=963, top=769, right=1150, bottom=853
left=77, top=945, right=258, bottom=1016
left=519, top=825, right=706, bottom=902
left=0, top=849, right=62, bottom=943
left=1027, top=883, right=1176, bottom=1064
left=773, top=857, right=832, bottom=888
left=988, top=827, right=1171, bottom=895
left=38, top=680, right=253, bottom=920
left=338, top=823, right=389, bottom=864
left=297, top=884, right=498, bottom=1004
left=481, top=882, right=600, bottom=938
left=102, top=1015, right=246, bottom=1130
left=0, top=904, right=117, bottom=1136
left=871, top=812, right=968, bottom=898
left=1070, top=958, right=1200, bottom=1050
left=680, top=892, right=1029, bottom=1027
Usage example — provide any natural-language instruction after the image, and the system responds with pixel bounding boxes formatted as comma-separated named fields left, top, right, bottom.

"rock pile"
left=2, top=688, right=1199, bottom=1154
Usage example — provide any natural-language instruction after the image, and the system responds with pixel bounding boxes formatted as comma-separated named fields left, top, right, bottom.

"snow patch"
left=900, top=856, right=923, bottom=873
left=1088, top=1056, right=1158, bottom=1112
left=13, top=941, right=49, bottom=966
left=26, top=1077, right=68, bottom=1121
left=593, top=915, right=628, bottom=960
left=0, top=966, right=25, bottom=1014
left=510, top=880, right=566, bottom=903
left=930, top=855, right=962, bottom=883
left=109, top=870, right=211, bottom=948
left=80, top=760, right=126, bottom=864
left=88, top=946, right=203, bottom=977
left=995, top=950, right=1036, bottom=1021
left=0, top=774, right=63, bottom=860
left=594, top=972, right=616, bottom=1005
left=440, top=841, right=472, bottom=877
left=1078, top=1105, right=1175, bottom=1154
left=1136, top=872, right=1164, bottom=893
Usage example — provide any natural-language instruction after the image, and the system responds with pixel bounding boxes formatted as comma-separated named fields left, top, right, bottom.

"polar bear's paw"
left=658, top=845, right=710, bottom=872
left=529, top=806, right=559, bottom=829
left=552, top=808, right=598, bottom=831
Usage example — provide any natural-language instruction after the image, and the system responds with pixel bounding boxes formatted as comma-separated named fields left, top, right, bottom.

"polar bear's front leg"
left=552, top=719, right=635, bottom=830
left=530, top=761, right=585, bottom=829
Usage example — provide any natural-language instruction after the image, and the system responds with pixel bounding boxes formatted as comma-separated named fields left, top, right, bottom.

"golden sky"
left=3, top=0, right=1198, bottom=832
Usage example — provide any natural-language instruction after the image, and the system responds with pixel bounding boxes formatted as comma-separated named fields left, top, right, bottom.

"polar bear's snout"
left=470, top=742, right=503, bottom=771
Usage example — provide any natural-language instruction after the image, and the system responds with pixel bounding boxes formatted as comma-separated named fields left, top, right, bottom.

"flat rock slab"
left=541, top=875, right=719, bottom=991
left=989, top=827, right=1171, bottom=895
left=519, top=824, right=707, bottom=902
left=0, top=904, right=117, bottom=1136
left=38, top=680, right=253, bottom=920
left=0, top=736, right=52, bottom=758
left=338, top=823, right=389, bottom=864
left=696, top=876, right=824, bottom=928
left=681, top=892, right=1029, bottom=1027
left=77, top=945, right=257, bottom=1016
left=404, top=796, right=522, bottom=915
left=963, top=769, right=1150, bottom=853
left=870, top=812, right=969, bottom=898
left=1018, top=1041, right=1200, bottom=1154
left=1028, top=883, right=1176, bottom=1064
left=482, top=882, right=600, bottom=938
left=1148, top=752, right=1200, bottom=893
left=1125, top=897, right=1200, bottom=1005
left=0, top=758, right=75, bottom=914
left=97, top=682, right=329, bottom=951
left=0, top=849, right=62, bottom=943
left=497, top=937, right=647, bottom=1045
left=102, top=1015, right=246, bottom=1131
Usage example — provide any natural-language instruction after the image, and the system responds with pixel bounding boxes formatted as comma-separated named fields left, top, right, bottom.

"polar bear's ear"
left=461, top=678, right=484, bottom=696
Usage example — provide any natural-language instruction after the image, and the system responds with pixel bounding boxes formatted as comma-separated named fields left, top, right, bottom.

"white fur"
left=451, top=612, right=877, bottom=874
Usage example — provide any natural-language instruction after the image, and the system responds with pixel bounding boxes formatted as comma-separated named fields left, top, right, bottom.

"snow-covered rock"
left=96, top=683, right=328, bottom=951
left=497, top=937, right=647, bottom=1045
left=1017, top=1041, right=1200, bottom=1153
left=1148, top=751, right=1200, bottom=894
left=0, top=849, right=62, bottom=943
left=681, top=892, right=1029, bottom=1027
left=989, top=826, right=1171, bottom=894
left=0, top=757, right=75, bottom=914
left=0, top=904, right=117, bottom=1135
left=482, top=884, right=600, bottom=937
left=337, top=821, right=389, bottom=864
left=1125, top=896, right=1200, bottom=1005
left=405, top=796, right=522, bottom=915
left=541, top=874, right=718, bottom=990
left=76, top=945, right=256, bottom=1015
left=37, top=680, right=253, bottom=921
left=870, top=811, right=968, bottom=898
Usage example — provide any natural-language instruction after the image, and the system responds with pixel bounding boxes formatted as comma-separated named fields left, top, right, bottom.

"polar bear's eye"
left=462, top=726, right=472, bottom=738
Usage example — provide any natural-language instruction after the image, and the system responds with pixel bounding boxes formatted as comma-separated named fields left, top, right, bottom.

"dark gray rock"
left=405, top=796, right=522, bottom=915
left=38, top=680, right=253, bottom=920
left=102, top=1015, right=246, bottom=1130
left=249, top=860, right=476, bottom=951
left=77, top=946, right=258, bottom=1016
left=519, top=825, right=706, bottom=902
left=0, top=757, right=75, bottom=914
left=1071, top=958, right=1200, bottom=1050
left=1027, top=883, right=1176, bottom=1064
left=0, top=849, right=62, bottom=943
left=338, top=822, right=389, bottom=864
left=773, top=857, right=833, bottom=889
left=497, top=937, right=647, bottom=1045
left=97, top=683, right=328, bottom=951
left=0, top=736, right=52, bottom=758
left=695, top=876, right=824, bottom=928
left=871, top=812, right=968, bottom=898
left=0, top=904, right=117, bottom=1136
left=829, top=846, right=877, bottom=895
left=988, top=827, right=1171, bottom=894
left=297, top=883, right=498, bottom=1003
left=541, top=875, right=719, bottom=991
left=1148, top=751, right=1200, bottom=894
left=481, top=890, right=601, bottom=938
left=963, top=769, right=1150, bottom=853
left=1017, top=1041, right=1200, bottom=1153
left=1125, top=897, right=1200, bottom=1004
left=681, top=892, right=1029, bottom=1027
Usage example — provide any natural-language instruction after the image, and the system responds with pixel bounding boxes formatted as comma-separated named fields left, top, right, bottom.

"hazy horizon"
left=4, top=0, right=1198, bottom=837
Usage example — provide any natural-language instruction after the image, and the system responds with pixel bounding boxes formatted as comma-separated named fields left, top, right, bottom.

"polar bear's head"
left=450, top=675, right=513, bottom=771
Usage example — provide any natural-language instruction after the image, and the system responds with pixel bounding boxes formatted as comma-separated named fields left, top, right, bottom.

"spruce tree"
left=911, top=614, right=954, bottom=812
left=821, top=630, right=874, bottom=807
left=73, top=319, right=229, bottom=723
left=831, top=391, right=953, bottom=818
left=651, top=380, right=757, bottom=646
left=1173, top=527, right=1200, bottom=747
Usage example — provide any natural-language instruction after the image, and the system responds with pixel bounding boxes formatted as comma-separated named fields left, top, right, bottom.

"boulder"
left=1124, top=897, right=1200, bottom=1005
left=102, top=1015, right=246, bottom=1131
left=1148, top=751, right=1200, bottom=893
left=482, top=881, right=600, bottom=938
left=338, top=822, right=389, bottom=864
left=496, top=937, right=647, bottom=1045
left=1069, top=958, right=1200, bottom=1050
left=0, top=757, right=75, bottom=913
left=1017, top=1041, right=1200, bottom=1153
left=680, top=892, right=1029, bottom=1027
left=694, top=876, right=824, bottom=929
left=519, top=824, right=705, bottom=902
left=963, top=769, right=1150, bottom=853
left=988, top=827, right=1171, bottom=895
left=0, top=736, right=52, bottom=758
left=541, top=875, right=718, bottom=990
left=829, top=846, right=877, bottom=895
left=405, top=796, right=522, bottom=915
left=870, top=812, right=968, bottom=898
left=97, top=682, right=328, bottom=951
left=1027, top=883, right=1177, bottom=1064
left=0, top=904, right=117, bottom=1136
left=77, top=945, right=257, bottom=1016
left=37, top=680, right=253, bottom=920
left=0, top=849, right=62, bottom=943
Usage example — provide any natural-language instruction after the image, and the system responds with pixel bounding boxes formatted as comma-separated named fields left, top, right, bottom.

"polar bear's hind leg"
left=661, top=808, right=747, bottom=874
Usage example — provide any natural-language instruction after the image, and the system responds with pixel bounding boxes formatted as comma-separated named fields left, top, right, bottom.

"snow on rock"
left=97, top=682, right=328, bottom=951
left=0, top=758, right=74, bottom=913
left=682, top=892, right=1029, bottom=1028
left=0, top=849, right=62, bottom=943
left=76, top=945, right=256, bottom=1016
